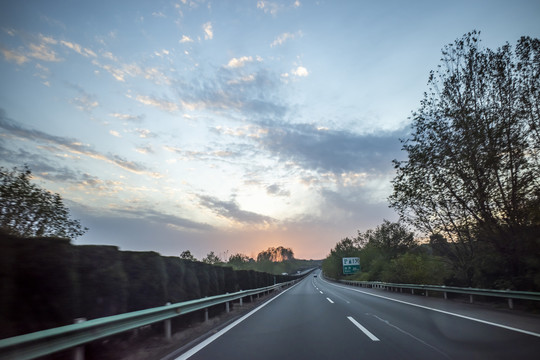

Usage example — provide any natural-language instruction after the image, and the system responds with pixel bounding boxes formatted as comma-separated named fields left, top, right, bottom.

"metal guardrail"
left=337, top=279, right=540, bottom=309
left=0, top=279, right=300, bottom=360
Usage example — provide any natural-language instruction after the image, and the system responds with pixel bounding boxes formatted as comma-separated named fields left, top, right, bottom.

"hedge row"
left=0, top=233, right=292, bottom=339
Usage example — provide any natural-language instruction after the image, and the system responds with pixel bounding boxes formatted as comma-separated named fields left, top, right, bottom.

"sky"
left=1, top=0, right=539, bottom=260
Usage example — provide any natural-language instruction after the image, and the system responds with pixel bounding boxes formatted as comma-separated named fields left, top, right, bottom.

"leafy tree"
left=202, top=251, right=222, bottom=265
left=228, top=253, right=250, bottom=263
left=256, top=246, right=294, bottom=262
left=227, top=253, right=251, bottom=268
left=389, top=31, right=540, bottom=289
left=179, top=250, right=196, bottom=261
left=380, top=253, right=449, bottom=285
left=359, top=220, right=416, bottom=260
left=0, top=166, right=87, bottom=239
left=322, top=237, right=361, bottom=279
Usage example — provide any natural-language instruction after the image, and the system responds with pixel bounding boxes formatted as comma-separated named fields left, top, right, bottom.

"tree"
left=256, top=246, right=294, bottom=262
left=322, top=237, right=361, bottom=279
left=202, top=251, right=222, bottom=265
left=179, top=250, right=196, bottom=261
left=359, top=220, right=416, bottom=260
left=0, top=166, right=87, bottom=239
left=389, top=31, right=540, bottom=289
left=228, top=253, right=251, bottom=266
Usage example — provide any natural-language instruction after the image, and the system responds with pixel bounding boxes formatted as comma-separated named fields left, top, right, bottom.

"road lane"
left=171, top=271, right=540, bottom=359
left=315, top=273, right=540, bottom=359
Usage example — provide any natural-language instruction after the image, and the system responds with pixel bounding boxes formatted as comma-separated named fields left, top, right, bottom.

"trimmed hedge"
left=0, top=232, right=295, bottom=339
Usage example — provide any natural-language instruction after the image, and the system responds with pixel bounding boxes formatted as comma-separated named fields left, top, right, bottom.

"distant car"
left=313, top=274, right=317, bottom=277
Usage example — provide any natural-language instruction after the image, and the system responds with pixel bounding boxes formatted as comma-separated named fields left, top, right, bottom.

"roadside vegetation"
left=185, top=246, right=322, bottom=275
left=325, top=32, right=540, bottom=291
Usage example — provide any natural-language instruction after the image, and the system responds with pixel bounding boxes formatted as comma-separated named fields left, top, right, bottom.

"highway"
left=170, top=271, right=540, bottom=360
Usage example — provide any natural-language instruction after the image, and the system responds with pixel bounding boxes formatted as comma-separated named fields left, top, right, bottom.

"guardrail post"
left=444, top=292, right=447, bottom=300
left=204, top=308, right=209, bottom=322
left=508, top=298, right=514, bottom=309
left=239, top=297, right=243, bottom=306
left=73, top=318, right=86, bottom=360
left=425, top=290, right=428, bottom=297
left=411, top=289, right=414, bottom=295
left=164, top=303, right=172, bottom=341
left=469, top=294, right=474, bottom=304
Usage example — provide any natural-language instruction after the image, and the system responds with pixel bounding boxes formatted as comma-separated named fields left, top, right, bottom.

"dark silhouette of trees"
left=202, top=251, right=222, bottom=265
left=0, top=166, right=87, bottom=239
left=389, top=31, right=540, bottom=289
left=179, top=250, right=196, bottom=261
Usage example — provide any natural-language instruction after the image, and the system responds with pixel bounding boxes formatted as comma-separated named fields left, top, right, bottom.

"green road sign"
left=342, top=257, right=360, bottom=275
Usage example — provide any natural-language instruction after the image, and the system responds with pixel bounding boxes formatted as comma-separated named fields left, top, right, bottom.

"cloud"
left=163, top=145, right=241, bottom=162
left=270, top=31, right=302, bottom=47
left=248, top=120, right=405, bottom=174
left=0, top=109, right=159, bottom=177
left=266, top=184, right=290, bottom=197
left=292, top=66, right=309, bottom=77
left=109, top=113, right=144, bottom=122
left=198, top=195, right=275, bottom=225
left=61, top=40, right=97, bottom=58
left=173, top=67, right=287, bottom=117
left=27, top=42, right=62, bottom=62
left=135, top=146, right=153, bottom=154
left=226, top=56, right=253, bottom=68
left=67, top=84, right=99, bottom=113
left=180, top=35, right=194, bottom=43
left=133, top=128, right=156, bottom=138
left=202, top=22, right=213, bottom=40
left=152, top=11, right=166, bottom=18
left=1, top=46, right=29, bottom=64
left=257, top=1, right=300, bottom=15
left=109, top=130, right=121, bottom=137
left=257, top=1, right=282, bottom=15
left=135, top=95, right=179, bottom=112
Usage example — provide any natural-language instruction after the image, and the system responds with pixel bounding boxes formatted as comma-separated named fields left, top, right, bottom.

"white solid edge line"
left=326, top=297, right=334, bottom=304
left=321, top=277, right=540, bottom=338
left=347, top=316, right=380, bottom=341
left=174, top=282, right=301, bottom=360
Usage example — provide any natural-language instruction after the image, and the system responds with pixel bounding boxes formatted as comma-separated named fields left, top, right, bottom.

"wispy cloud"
left=270, top=31, right=302, bottom=47
left=0, top=109, right=161, bottom=177
left=173, top=67, right=287, bottom=116
left=202, top=22, right=213, bottom=40
left=257, top=0, right=300, bottom=15
left=152, top=11, right=166, bottom=18
left=0, top=46, right=28, bottom=65
left=198, top=194, right=274, bottom=225
left=109, top=113, right=144, bottom=122
left=68, top=84, right=99, bottom=113
left=135, top=94, right=179, bottom=112
left=180, top=35, right=194, bottom=43
left=133, top=128, right=156, bottom=138
left=27, top=42, right=62, bottom=62
left=60, top=40, right=97, bottom=58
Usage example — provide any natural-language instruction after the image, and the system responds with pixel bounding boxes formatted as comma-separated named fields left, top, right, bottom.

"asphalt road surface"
left=171, top=271, right=540, bottom=359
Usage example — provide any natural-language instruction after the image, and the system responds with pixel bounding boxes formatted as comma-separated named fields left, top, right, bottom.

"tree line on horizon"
left=324, top=31, right=539, bottom=291
left=180, top=246, right=321, bottom=275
